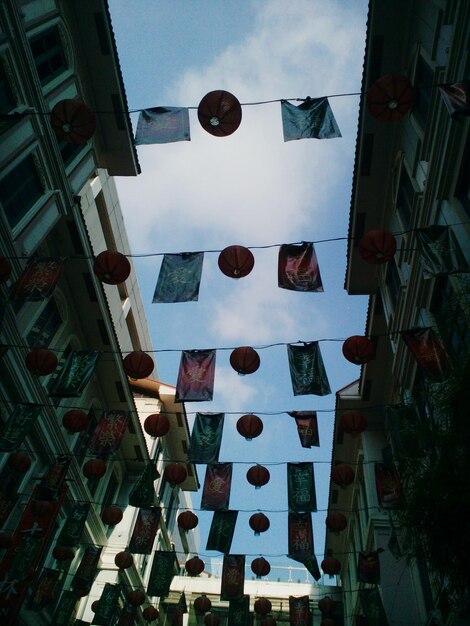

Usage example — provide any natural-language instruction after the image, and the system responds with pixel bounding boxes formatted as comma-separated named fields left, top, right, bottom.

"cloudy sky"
left=109, top=0, right=369, bottom=582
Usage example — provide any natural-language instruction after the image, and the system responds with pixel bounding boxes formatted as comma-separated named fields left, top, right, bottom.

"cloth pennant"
left=281, top=97, right=341, bottom=141
left=135, top=106, right=191, bottom=144
left=278, top=242, right=323, bottom=292
left=153, top=252, right=204, bottom=303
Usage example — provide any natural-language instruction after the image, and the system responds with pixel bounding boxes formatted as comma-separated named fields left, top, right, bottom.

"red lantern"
left=0, top=533, right=13, bottom=550
left=342, top=336, right=375, bottom=365
left=325, top=512, right=347, bottom=533
left=75, top=588, right=89, bottom=598
left=359, top=230, right=397, bottom=264
left=128, top=590, right=146, bottom=606
left=198, top=90, right=242, bottom=137
left=331, top=464, right=355, bottom=488
left=115, top=551, right=134, bottom=569
left=51, top=99, right=96, bottom=143
left=218, top=245, right=254, bottom=278
left=261, top=618, right=276, bottom=626
left=93, top=250, right=131, bottom=285
left=143, top=606, right=159, bottom=622
left=7, top=451, right=31, bottom=473
left=249, top=513, right=270, bottom=535
left=83, top=458, right=107, bottom=480
left=32, top=499, right=54, bottom=517
left=230, top=346, right=260, bottom=375
left=62, top=409, right=89, bottom=433
left=247, top=464, right=270, bottom=488
left=185, top=556, right=205, bottom=576
left=194, top=595, right=212, bottom=614
left=177, top=511, right=199, bottom=531
left=251, top=557, right=270, bottom=577
left=254, top=598, right=272, bottom=615
left=25, top=348, right=58, bottom=376
left=164, top=463, right=187, bottom=486
left=236, top=414, right=263, bottom=440
left=321, top=557, right=341, bottom=575
left=91, top=600, right=100, bottom=612
left=0, top=256, right=11, bottom=283
left=318, top=596, right=336, bottom=616
left=204, top=614, right=220, bottom=626
left=101, top=505, right=123, bottom=526
left=367, top=75, right=414, bottom=121
left=123, top=350, right=154, bottom=379
left=340, top=411, right=367, bottom=436
left=53, top=545, right=75, bottom=561
left=144, top=413, right=170, bottom=437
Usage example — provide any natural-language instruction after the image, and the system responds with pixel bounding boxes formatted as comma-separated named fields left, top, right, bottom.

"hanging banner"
left=135, top=107, right=191, bottom=144
left=360, top=588, right=389, bottom=626
left=415, top=225, right=470, bottom=277
left=278, top=242, right=323, bottom=292
left=57, top=502, right=90, bottom=546
left=175, top=349, right=216, bottom=402
left=201, top=463, right=233, bottom=511
left=118, top=602, right=138, bottom=626
left=153, top=252, right=204, bottom=303
left=221, top=554, right=245, bottom=601
left=128, top=507, right=161, bottom=554
left=38, top=454, right=71, bottom=500
left=281, top=97, right=341, bottom=141
left=402, top=327, right=448, bottom=381
left=188, top=412, right=225, bottom=463
left=87, top=410, right=130, bottom=456
left=206, top=510, right=238, bottom=553
left=289, top=595, right=311, bottom=626
left=147, top=550, right=177, bottom=597
left=357, top=550, right=381, bottom=584
left=287, top=463, right=317, bottom=512
left=288, top=411, right=319, bottom=448
left=72, top=545, right=102, bottom=595
left=287, top=342, right=331, bottom=396
left=375, top=463, right=401, bottom=509
left=0, top=403, right=42, bottom=452
left=228, top=595, right=250, bottom=626
left=49, top=350, right=101, bottom=397
left=129, top=462, right=159, bottom=507
left=11, top=257, right=64, bottom=301
left=51, top=590, right=78, bottom=626
left=288, top=512, right=321, bottom=580
left=438, top=80, right=470, bottom=118
left=94, top=583, right=122, bottom=625
left=28, top=567, right=60, bottom=611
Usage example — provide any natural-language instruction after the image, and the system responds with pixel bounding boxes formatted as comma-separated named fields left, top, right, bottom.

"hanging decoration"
left=220, top=554, right=245, bottom=600
left=342, top=335, right=376, bottom=364
left=135, top=107, right=190, bottom=144
left=93, top=583, right=122, bottom=625
left=249, top=512, right=270, bottom=536
left=52, top=544, right=75, bottom=561
left=287, top=342, right=331, bottom=396
left=287, top=462, right=317, bottom=512
left=128, top=507, right=161, bottom=554
left=71, top=545, right=102, bottom=596
left=358, top=230, right=397, bottom=264
left=230, top=346, right=260, bottom=375
left=288, top=410, right=320, bottom=448
left=206, top=510, right=238, bottom=553
left=114, top=551, right=134, bottom=569
left=188, top=412, right=225, bottom=463
left=25, top=348, right=58, bottom=376
left=57, top=502, right=90, bottom=547
left=228, top=596, right=250, bottom=626
left=375, top=462, right=401, bottom=509
left=51, top=590, right=78, bottom=626
left=246, top=464, right=270, bottom=489
left=101, top=505, right=123, bottom=526
left=281, top=97, right=341, bottom=141
left=143, top=606, right=160, bottom=622
left=321, top=556, right=341, bottom=575
left=194, top=595, right=212, bottom=614
left=339, top=410, right=367, bottom=436
left=93, top=250, right=131, bottom=285
left=325, top=511, right=347, bottom=533
left=50, top=99, right=96, bottom=144
left=201, top=463, right=233, bottom=510
left=366, top=74, right=413, bottom=121
left=236, top=413, right=263, bottom=440
left=178, top=510, right=199, bottom=532
left=331, top=463, right=355, bottom=488
left=205, top=614, right=221, bottom=626
left=185, top=555, right=205, bottom=576
left=118, top=602, right=138, bottom=625
left=87, top=410, right=130, bottom=456
left=49, top=350, right=101, bottom=396
left=198, top=90, right=242, bottom=137
left=123, top=350, right=154, bottom=379
left=251, top=556, right=271, bottom=578
left=62, top=409, right=89, bottom=432
left=358, top=550, right=381, bottom=584
left=415, top=225, right=470, bottom=276
left=254, top=598, right=272, bottom=616
left=288, top=595, right=311, bottom=626
left=164, top=463, right=187, bottom=486
left=402, top=327, right=448, bottom=381
left=153, top=252, right=204, bottom=303
left=278, top=242, right=323, bottom=291
left=218, top=245, right=255, bottom=278
left=147, top=550, right=177, bottom=597
left=10, top=257, right=63, bottom=301
left=359, top=588, right=389, bottom=626
left=144, top=413, right=170, bottom=438
left=128, top=462, right=159, bottom=507
left=175, top=349, right=216, bottom=402
left=7, top=451, right=31, bottom=473
left=82, top=458, right=107, bottom=479
left=0, top=403, right=42, bottom=452
left=288, top=512, right=321, bottom=580
left=438, top=80, right=470, bottom=118
left=0, top=256, right=11, bottom=283
left=27, top=567, right=60, bottom=612
left=318, top=596, right=336, bottom=617
left=128, top=590, right=146, bottom=606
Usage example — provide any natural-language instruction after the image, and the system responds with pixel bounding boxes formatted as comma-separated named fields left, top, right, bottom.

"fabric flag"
left=118, top=603, right=138, bottom=626
left=175, top=349, right=216, bottom=402
left=278, top=242, right=324, bottom=292
left=10, top=257, right=64, bottom=301
left=147, top=550, right=177, bottom=597
left=129, top=463, right=159, bottom=507
left=38, top=454, right=71, bottom=499
left=375, top=462, right=401, bottom=509
left=357, top=550, right=381, bottom=584
left=221, top=554, right=245, bottom=601
left=402, top=327, right=449, bottom=381
left=438, top=80, right=470, bottom=118
left=188, top=412, right=225, bottom=463
left=57, top=502, right=90, bottom=546
left=288, top=411, right=320, bottom=448
left=49, top=350, right=100, bottom=397
left=206, top=510, right=238, bottom=553
left=128, top=507, right=161, bottom=554
left=287, top=342, right=331, bottom=396
left=281, top=97, right=341, bottom=142
left=0, top=403, right=41, bottom=452
left=228, top=595, right=250, bottom=626
left=93, top=583, right=122, bottom=626
left=51, top=590, right=77, bottom=626
left=287, top=463, right=317, bottom=512
left=87, top=410, right=130, bottom=456
left=288, top=512, right=321, bottom=580
left=415, top=225, right=470, bottom=277
left=289, top=595, right=311, bottom=626
left=28, top=568, right=60, bottom=611
left=359, top=588, right=389, bottom=626
left=71, top=545, right=102, bottom=595
left=201, top=463, right=233, bottom=511
left=135, top=107, right=191, bottom=144
left=153, top=252, right=204, bottom=303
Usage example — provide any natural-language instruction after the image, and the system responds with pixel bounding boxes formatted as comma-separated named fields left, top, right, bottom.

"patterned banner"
left=359, top=588, right=389, bottom=626
left=28, top=568, right=60, bottom=611
left=206, top=510, right=238, bottom=553
left=38, top=455, right=71, bottom=499
left=147, top=550, right=177, bottom=597
left=415, top=225, right=470, bottom=277
left=278, top=242, right=323, bottom=292
left=128, top=507, right=161, bottom=554
left=49, top=350, right=101, bottom=397
left=288, top=512, right=321, bottom=580
left=153, top=252, right=204, bottom=303
left=281, top=97, right=341, bottom=141
left=135, top=107, right=191, bottom=144
left=288, top=411, right=319, bottom=448
left=201, top=463, right=233, bottom=511
left=357, top=550, right=381, bottom=584
left=188, top=412, right=225, bottom=463
left=228, top=595, right=250, bottom=626
left=129, top=463, right=159, bottom=507
left=87, top=410, right=130, bottom=456
left=57, top=502, right=90, bottom=546
left=287, top=463, right=317, bottom=512
left=375, top=463, right=401, bottom=509
left=438, top=80, right=470, bottom=118
left=94, top=583, right=122, bottom=625
left=402, top=327, right=448, bottom=381
left=175, top=349, right=216, bottom=402
left=0, top=403, right=42, bottom=452
left=72, top=545, right=102, bottom=594
left=11, top=257, right=64, bottom=301
left=221, top=554, right=245, bottom=601
left=287, top=342, right=331, bottom=396
left=289, top=595, right=311, bottom=626
left=52, top=590, right=78, bottom=626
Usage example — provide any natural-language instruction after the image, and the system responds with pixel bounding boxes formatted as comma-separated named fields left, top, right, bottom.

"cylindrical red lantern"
left=204, top=614, right=220, bottom=626
left=218, top=245, right=254, bottom=278
left=254, top=598, right=272, bottom=615
left=177, top=511, right=199, bottom=531
left=62, top=409, right=89, bottom=433
left=340, top=411, right=367, bottom=436
left=32, top=499, right=54, bottom=517
left=342, top=336, right=375, bottom=365
left=194, top=595, right=212, bottom=614
left=93, top=250, right=131, bottom=285
left=251, top=557, right=270, bottom=577
left=358, top=230, right=397, bottom=264
left=164, top=463, right=187, bottom=486
left=7, top=451, right=31, bottom=474
left=127, top=590, right=146, bottom=606
left=261, top=618, right=276, bottom=626
left=115, top=551, right=134, bottom=569
left=236, top=414, right=263, bottom=440
left=366, top=75, right=414, bottom=121
left=331, top=464, right=355, bottom=488
left=83, top=458, right=106, bottom=480
left=143, top=606, right=159, bottom=622
left=318, top=596, right=336, bottom=616
left=53, top=545, right=75, bottom=561
left=0, top=533, right=13, bottom=550
left=101, top=505, right=123, bottom=526
left=247, top=465, right=270, bottom=488
left=185, top=556, right=205, bottom=576
left=249, top=513, right=270, bottom=536
left=325, top=512, right=347, bottom=533
left=51, top=99, right=96, bottom=143
left=321, top=557, right=341, bottom=575
left=25, top=348, right=58, bottom=376
left=230, top=346, right=260, bottom=375
left=123, top=350, right=154, bottom=379
left=0, top=256, right=12, bottom=283
left=198, top=90, right=242, bottom=137
left=144, top=413, right=170, bottom=438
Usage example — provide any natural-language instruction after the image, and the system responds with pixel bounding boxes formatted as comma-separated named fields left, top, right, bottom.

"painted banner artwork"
left=153, top=252, right=204, bottom=303
left=51, top=590, right=78, bottom=626
left=147, top=550, right=177, bottom=597
left=278, top=242, right=323, bottom=292
left=135, top=107, right=191, bottom=144
left=438, top=80, right=470, bottom=118
left=201, top=463, right=233, bottom=511
left=93, top=583, right=122, bottom=625
left=289, top=595, right=311, bottom=626
left=287, top=463, right=317, bottom=513
left=175, top=349, right=216, bottom=402
left=287, top=342, right=331, bottom=396
left=228, top=595, right=250, bottom=626
left=28, top=568, right=60, bottom=611
left=57, top=501, right=90, bottom=546
left=375, top=462, right=401, bottom=509
left=188, top=412, right=225, bottom=463
left=11, top=257, right=64, bottom=301
left=221, top=554, right=245, bottom=601
left=206, top=510, right=238, bottom=553
left=129, top=462, right=159, bottom=507
left=128, top=507, right=161, bottom=554
left=87, top=409, right=130, bottom=456
left=281, top=97, right=341, bottom=141
left=357, top=550, right=381, bottom=584
left=415, top=225, right=470, bottom=277
left=288, top=512, right=321, bottom=580
left=288, top=411, right=320, bottom=448
left=72, top=545, right=102, bottom=594
left=360, top=588, right=389, bottom=626
left=402, top=327, right=448, bottom=381
left=49, top=350, right=100, bottom=397
left=38, top=455, right=71, bottom=499
left=0, top=403, right=42, bottom=452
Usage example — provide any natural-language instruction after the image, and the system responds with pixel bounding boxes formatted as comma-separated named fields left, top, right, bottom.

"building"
left=325, top=0, right=469, bottom=624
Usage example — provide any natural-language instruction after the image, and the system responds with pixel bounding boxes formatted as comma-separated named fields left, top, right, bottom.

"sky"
left=108, top=0, right=369, bottom=583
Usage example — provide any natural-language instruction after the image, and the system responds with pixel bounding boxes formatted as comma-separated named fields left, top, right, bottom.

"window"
left=413, top=55, right=434, bottom=129
left=58, top=139, right=84, bottom=167
left=29, top=27, right=67, bottom=86
left=74, top=407, right=98, bottom=463
left=0, top=58, right=16, bottom=114
left=0, top=154, right=43, bottom=229
left=431, top=276, right=470, bottom=364
left=26, top=299, right=62, bottom=348
left=396, top=167, right=415, bottom=228
left=385, top=259, right=402, bottom=312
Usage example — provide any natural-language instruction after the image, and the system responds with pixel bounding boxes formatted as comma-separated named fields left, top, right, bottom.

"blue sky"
left=108, top=0, right=369, bottom=582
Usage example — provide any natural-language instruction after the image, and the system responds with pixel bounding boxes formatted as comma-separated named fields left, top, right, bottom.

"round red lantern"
left=236, top=414, right=263, bottom=440
left=0, top=533, right=13, bottom=550
left=249, top=512, right=270, bottom=536
left=144, top=413, right=170, bottom=438
left=164, top=463, right=187, bottom=486
left=325, top=512, right=347, bottom=533
left=32, top=499, right=54, bottom=517
left=331, top=464, right=355, bottom=488
left=83, top=458, right=106, bottom=480
left=318, top=596, right=336, bottom=616
left=25, top=348, right=58, bottom=376
left=7, top=451, right=31, bottom=474
left=194, top=595, right=212, bottom=614
left=51, top=99, right=96, bottom=143
left=204, top=614, right=220, bottom=626
left=143, top=606, right=159, bottom=622
left=340, top=411, right=367, bottom=436
left=115, top=551, right=134, bottom=569
left=218, top=245, right=254, bottom=278
left=91, top=600, right=100, bottom=612
left=185, top=556, right=205, bottom=576
left=53, top=545, right=75, bottom=561
left=0, top=256, right=11, bottom=283
left=230, top=346, right=260, bottom=375
left=254, top=598, right=272, bottom=615
left=123, top=350, right=154, bottom=379
left=359, top=230, right=397, bottom=264
left=321, top=557, right=341, bottom=575
left=93, top=250, right=131, bottom=285
left=251, top=557, right=270, bottom=577
left=367, top=75, right=414, bottom=121
left=247, top=465, right=270, bottom=488
left=62, top=409, right=89, bottom=433
left=342, top=336, right=375, bottom=365
left=198, top=90, right=242, bottom=137
left=177, top=511, right=199, bottom=531
left=128, top=590, right=146, bottom=606
left=261, top=618, right=276, bottom=626
left=101, top=505, right=123, bottom=526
